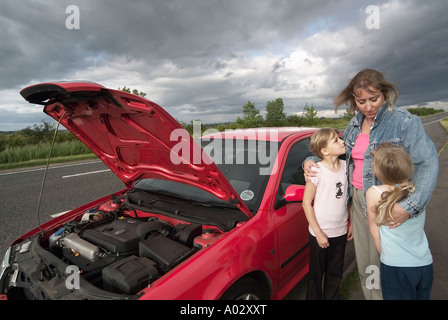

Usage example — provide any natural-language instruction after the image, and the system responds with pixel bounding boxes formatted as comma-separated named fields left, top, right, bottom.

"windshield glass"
left=134, top=138, right=279, bottom=213
left=200, top=138, right=279, bottom=212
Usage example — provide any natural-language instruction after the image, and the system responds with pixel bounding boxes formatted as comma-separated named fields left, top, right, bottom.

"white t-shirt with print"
left=309, top=160, right=348, bottom=238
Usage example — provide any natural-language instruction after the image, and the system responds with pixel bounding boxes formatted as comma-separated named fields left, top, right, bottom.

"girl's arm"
left=366, top=187, right=381, bottom=254
left=347, top=204, right=353, bottom=241
left=303, top=181, right=329, bottom=248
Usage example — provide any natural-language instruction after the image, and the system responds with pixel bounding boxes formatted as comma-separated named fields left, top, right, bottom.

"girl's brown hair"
left=310, top=127, right=340, bottom=158
left=371, top=143, right=415, bottom=225
left=334, top=69, right=400, bottom=115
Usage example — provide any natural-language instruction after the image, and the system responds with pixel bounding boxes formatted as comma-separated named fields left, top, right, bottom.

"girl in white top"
left=303, top=128, right=353, bottom=299
left=366, top=143, right=433, bottom=300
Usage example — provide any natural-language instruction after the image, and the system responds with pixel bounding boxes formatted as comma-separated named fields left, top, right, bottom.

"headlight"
left=0, top=247, right=11, bottom=282
left=1, top=241, right=31, bottom=293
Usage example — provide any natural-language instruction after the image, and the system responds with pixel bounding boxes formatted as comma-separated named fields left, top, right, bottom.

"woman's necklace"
left=365, top=118, right=375, bottom=129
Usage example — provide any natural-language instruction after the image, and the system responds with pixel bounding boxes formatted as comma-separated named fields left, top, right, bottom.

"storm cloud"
left=1, top=0, right=447, bottom=130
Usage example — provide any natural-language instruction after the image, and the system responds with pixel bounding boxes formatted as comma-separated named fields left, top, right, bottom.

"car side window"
left=279, top=138, right=313, bottom=193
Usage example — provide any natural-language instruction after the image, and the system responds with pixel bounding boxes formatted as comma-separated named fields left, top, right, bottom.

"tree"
left=301, top=103, right=318, bottom=126
left=265, top=98, right=287, bottom=126
left=286, top=114, right=301, bottom=126
left=236, top=101, right=264, bottom=128
left=19, top=120, right=55, bottom=145
left=118, top=86, right=147, bottom=97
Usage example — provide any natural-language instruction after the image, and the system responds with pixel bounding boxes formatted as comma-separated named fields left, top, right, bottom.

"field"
left=1, top=106, right=444, bottom=170
left=0, top=140, right=95, bottom=170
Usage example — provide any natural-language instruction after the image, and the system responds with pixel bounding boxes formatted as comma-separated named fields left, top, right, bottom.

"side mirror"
left=284, top=185, right=306, bottom=202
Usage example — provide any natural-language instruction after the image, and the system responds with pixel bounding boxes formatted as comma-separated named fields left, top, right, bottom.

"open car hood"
left=20, top=82, right=252, bottom=218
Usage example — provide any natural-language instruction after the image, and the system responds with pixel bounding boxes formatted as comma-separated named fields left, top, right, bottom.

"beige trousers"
left=352, top=187, right=383, bottom=300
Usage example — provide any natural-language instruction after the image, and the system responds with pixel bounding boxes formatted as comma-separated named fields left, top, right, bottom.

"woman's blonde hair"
left=371, top=143, right=415, bottom=225
left=310, top=127, right=340, bottom=158
left=334, top=69, right=400, bottom=115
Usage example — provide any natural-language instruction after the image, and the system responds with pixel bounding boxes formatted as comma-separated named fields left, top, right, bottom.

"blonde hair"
left=334, top=69, right=400, bottom=115
left=310, top=127, right=340, bottom=158
left=371, top=143, right=415, bottom=225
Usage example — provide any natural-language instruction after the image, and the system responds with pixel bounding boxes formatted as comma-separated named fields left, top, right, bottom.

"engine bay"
left=2, top=190, right=235, bottom=300
left=53, top=212, right=201, bottom=295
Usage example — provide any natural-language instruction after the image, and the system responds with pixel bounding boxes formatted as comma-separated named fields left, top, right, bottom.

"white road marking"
left=0, top=160, right=102, bottom=176
left=62, top=169, right=110, bottom=179
left=50, top=210, right=70, bottom=218
left=424, top=118, right=446, bottom=126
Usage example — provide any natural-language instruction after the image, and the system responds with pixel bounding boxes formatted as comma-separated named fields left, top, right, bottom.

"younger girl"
left=366, top=143, right=433, bottom=300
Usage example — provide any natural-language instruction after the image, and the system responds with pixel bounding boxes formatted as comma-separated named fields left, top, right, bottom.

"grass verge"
left=0, top=140, right=95, bottom=170
left=0, top=153, right=97, bottom=170
left=441, top=118, right=448, bottom=131
left=339, top=267, right=360, bottom=300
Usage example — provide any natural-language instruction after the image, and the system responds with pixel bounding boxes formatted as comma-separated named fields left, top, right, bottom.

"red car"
left=0, top=82, right=317, bottom=300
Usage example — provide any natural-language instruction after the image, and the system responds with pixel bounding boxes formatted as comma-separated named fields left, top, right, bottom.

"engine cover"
left=81, top=218, right=166, bottom=254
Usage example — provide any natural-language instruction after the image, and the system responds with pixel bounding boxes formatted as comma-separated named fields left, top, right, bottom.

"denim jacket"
left=343, top=105, right=439, bottom=217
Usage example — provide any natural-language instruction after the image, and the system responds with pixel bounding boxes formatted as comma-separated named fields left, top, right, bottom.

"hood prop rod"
left=36, top=111, right=67, bottom=236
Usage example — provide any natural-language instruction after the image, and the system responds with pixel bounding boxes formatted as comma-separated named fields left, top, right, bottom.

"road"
left=0, top=160, right=124, bottom=256
left=0, top=111, right=447, bottom=299
left=422, top=112, right=448, bottom=300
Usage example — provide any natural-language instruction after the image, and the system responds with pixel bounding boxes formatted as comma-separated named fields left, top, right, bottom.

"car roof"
left=201, top=127, right=318, bottom=142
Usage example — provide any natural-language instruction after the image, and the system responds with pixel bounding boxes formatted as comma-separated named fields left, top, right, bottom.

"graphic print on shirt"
left=335, top=182, right=343, bottom=199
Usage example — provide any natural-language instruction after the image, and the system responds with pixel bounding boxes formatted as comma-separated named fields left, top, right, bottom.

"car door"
left=271, top=136, right=314, bottom=287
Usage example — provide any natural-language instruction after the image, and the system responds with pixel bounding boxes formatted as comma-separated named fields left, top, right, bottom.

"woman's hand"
left=303, top=160, right=319, bottom=181
left=385, top=203, right=411, bottom=228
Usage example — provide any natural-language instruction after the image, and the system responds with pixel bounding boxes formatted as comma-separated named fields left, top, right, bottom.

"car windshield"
left=134, top=138, right=279, bottom=213
left=201, top=138, right=279, bottom=212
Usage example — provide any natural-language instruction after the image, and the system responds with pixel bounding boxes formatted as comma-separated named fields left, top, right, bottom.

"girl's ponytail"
left=375, top=184, right=415, bottom=225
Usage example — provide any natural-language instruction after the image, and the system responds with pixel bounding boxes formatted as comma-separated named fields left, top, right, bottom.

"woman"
left=303, top=69, right=439, bottom=299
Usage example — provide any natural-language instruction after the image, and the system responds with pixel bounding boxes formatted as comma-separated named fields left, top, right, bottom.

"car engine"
left=52, top=211, right=201, bottom=295
left=1, top=194, right=230, bottom=300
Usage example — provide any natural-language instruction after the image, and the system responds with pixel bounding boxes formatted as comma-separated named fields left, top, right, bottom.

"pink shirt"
left=309, top=161, right=348, bottom=238
left=351, top=133, right=369, bottom=189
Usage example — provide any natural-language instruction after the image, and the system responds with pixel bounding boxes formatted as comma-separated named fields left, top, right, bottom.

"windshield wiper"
left=125, top=189, right=248, bottom=232
left=135, top=188, right=195, bottom=203
left=194, top=201, right=238, bottom=210
left=133, top=189, right=238, bottom=209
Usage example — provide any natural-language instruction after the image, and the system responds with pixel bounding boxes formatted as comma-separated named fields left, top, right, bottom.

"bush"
left=407, top=107, right=444, bottom=116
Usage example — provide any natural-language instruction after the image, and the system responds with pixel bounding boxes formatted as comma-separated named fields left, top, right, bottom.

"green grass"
left=441, top=118, right=448, bottom=131
left=0, top=154, right=98, bottom=170
left=0, top=141, right=96, bottom=170
left=339, top=267, right=360, bottom=300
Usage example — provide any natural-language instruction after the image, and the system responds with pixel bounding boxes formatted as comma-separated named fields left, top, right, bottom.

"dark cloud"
left=1, top=0, right=447, bottom=130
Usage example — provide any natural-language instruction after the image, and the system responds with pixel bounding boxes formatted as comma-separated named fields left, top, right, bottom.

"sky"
left=1, top=0, right=447, bottom=131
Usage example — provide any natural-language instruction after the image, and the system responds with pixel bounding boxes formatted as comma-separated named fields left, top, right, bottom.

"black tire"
left=220, top=277, right=268, bottom=300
